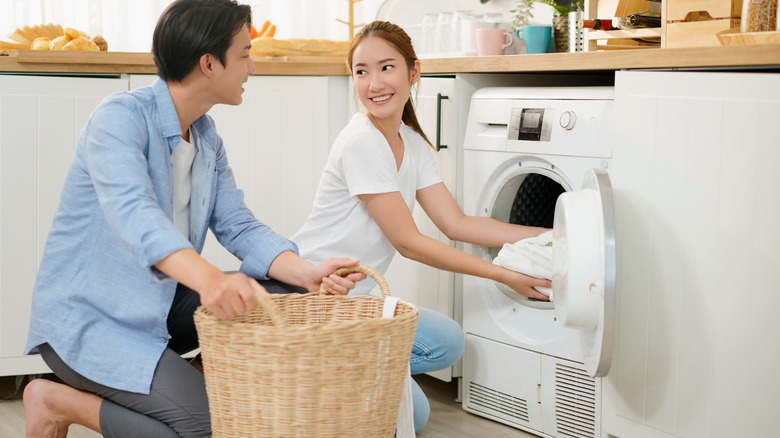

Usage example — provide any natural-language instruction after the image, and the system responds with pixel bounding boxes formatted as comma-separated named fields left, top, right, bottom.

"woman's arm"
left=416, top=183, right=548, bottom=246
left=266, top=251, right=364, bottom=294
left=359, top=191, right=549, bottom=300
left=155, top=249, right=363, bottom=320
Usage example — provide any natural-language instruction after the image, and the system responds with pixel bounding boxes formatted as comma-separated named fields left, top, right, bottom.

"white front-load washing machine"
left=461, top=87, right=616, bottom=438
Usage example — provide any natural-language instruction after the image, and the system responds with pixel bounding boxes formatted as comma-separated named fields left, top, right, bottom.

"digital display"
left=518, top=108, right=545, bottom=141
left=508, top=107, right=552, bottom=142
left=521, top=111, right=541, bottom=129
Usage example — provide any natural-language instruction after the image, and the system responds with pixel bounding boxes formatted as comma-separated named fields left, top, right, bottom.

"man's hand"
left=155, top=248, right=269, bottom=320
left=198, top=271, right=269, bottom=319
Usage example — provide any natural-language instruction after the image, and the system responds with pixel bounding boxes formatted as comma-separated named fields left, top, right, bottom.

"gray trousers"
left=39, top=279, right=304, bottom=438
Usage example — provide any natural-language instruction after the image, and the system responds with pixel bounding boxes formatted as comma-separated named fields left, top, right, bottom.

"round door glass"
left=487, top=166, right=569, bottom=309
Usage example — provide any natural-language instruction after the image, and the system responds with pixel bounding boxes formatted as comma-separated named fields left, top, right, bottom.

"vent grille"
left=468, top=381, right=529, bottom=424
left=555, top=363, right=597, bottom=438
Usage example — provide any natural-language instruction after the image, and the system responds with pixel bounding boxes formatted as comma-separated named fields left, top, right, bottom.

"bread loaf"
left=0, top=40, right=30, bottom=50
left=49, top=35, right=70, bottom=51
left=250, top=38, right=349, bottom=58
left=63, top=27, right=82, bottom=40
left=62, top=36, right=99, bottom=52
left=92, top=35, right=108, bottom=51
left=31, top=37, right=51, bottom=50
left=1, top=24, right=107, bottom=51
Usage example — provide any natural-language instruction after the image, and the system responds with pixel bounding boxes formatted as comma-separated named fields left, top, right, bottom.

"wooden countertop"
left=422, top=45, right=780, bottom=73
left=0, top=50, right=349, bottom=75
left=1, top=45, right=779, bottom=75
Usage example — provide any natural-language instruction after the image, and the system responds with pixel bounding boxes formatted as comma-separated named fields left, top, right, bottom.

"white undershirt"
left=171, top=133, right=197, bottom=240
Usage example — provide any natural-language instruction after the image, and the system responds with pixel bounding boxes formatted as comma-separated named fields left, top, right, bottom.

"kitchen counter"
left=0, top=50, right=349, bottom=75
left=422, top=45, right=780, bottom=73
left=1, top=44, right=779, bottom=75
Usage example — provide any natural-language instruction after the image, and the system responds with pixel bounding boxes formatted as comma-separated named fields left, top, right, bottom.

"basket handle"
left=318, top=264, right=390, bottom=298
left=254, top=293, right=288, bottom=327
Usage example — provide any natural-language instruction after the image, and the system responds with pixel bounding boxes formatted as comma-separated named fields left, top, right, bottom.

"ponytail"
left=402, top=90, right=433, bottom=148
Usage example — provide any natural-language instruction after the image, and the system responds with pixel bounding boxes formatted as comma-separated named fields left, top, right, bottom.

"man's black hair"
left=152, top=0, right=252, bottom=82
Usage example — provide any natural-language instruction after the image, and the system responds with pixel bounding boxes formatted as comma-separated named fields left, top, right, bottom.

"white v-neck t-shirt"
left=292, top=112, right=442, bottom=293
left=171, top=133, right=197, bottom=240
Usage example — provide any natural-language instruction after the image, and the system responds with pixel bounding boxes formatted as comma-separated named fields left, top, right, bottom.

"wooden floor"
left=0, top=373, right=538, bottom=437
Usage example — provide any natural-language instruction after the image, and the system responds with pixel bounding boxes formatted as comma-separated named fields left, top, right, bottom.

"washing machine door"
left=552, top=168, right=616, bottom=377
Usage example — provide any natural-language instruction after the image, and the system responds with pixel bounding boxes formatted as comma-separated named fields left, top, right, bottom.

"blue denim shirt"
left=25, top=78, right=296, bottom=394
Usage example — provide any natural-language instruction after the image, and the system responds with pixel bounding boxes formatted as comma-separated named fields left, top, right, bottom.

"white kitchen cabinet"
left=0, top=74, right=130, bottom=376
left=130, top=74, right=349, bottom=270
left=605, top=70, right=780, bottom=438
left=0, top=73, right=347, bottom=377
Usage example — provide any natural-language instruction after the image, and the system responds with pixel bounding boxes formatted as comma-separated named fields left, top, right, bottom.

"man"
left=22, top=1, right=361, bottom=436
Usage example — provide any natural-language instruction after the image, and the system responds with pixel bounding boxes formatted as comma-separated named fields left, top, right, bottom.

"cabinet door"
left=0, top=75, right=129, bottom=376
left=606, top=70, right=780, bottom=438
left=205, top=75, right=348, bottom=270
left=129, top=75, right=349, bottom=271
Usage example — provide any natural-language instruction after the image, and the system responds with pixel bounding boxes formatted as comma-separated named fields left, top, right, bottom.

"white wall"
left=1, top=0, right=533, bottom=52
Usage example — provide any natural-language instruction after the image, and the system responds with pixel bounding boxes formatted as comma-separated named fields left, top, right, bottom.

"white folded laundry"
left=493, top=230, right=554, bottom=299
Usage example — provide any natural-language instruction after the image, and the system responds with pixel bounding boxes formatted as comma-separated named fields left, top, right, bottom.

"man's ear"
left=198, top=53, right=214, bottom=76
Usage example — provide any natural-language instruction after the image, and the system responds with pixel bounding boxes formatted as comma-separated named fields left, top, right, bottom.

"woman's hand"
left=306, top=258, right=366, bottom=294
left=500, top=268, right=551, bottom=301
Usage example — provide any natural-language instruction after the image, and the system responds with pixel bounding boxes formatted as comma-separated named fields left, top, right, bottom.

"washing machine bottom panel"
left=463, top=334, right=543, bottom=432
left=464, top=334, right=601, bottom=438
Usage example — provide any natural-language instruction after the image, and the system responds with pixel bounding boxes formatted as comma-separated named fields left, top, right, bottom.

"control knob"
left=560, top=111, right=576, bottom=130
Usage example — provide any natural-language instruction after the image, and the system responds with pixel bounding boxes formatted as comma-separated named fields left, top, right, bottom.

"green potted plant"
left=512, top=0, right=584, bottom=52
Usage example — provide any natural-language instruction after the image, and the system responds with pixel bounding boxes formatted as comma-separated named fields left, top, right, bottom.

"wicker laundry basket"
left=194, top=265, right=419, bottom=438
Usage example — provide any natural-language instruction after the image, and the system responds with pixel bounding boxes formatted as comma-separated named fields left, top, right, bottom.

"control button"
left=560, top=111, right=576, bottom=130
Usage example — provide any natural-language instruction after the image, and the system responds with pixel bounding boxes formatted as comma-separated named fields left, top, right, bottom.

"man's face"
left=211, top=25, right=255, bottom=106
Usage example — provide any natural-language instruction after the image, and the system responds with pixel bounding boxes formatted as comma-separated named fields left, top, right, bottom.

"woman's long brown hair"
left=347, top=20, right=433, bottom=148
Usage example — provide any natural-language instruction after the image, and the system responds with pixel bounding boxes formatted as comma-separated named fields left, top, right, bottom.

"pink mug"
left=475, top=28, right=514, bottom=56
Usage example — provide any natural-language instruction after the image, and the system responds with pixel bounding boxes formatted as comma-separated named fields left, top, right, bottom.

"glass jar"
left=421, top=13, right=439, bottom=55
left=452, top=10, right=475, bottom=54
left=437, top=12, right=455, bottom=54
left=740, top=0, right=778, bottom=32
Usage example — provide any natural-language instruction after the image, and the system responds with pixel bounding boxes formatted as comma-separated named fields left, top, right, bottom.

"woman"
left=22, top=1, right=361, bottom=437
left=291, top=20, right=551, bottom=432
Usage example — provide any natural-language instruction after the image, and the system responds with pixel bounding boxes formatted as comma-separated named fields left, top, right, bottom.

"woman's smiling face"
left=351, top=36, right=420, bottom=121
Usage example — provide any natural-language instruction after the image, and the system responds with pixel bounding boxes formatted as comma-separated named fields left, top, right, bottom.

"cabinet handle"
left=436, top=93, right=449, bottom=151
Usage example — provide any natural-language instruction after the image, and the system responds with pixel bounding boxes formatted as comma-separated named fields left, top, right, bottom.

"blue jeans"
left=409, top=307, right=465, bottom=432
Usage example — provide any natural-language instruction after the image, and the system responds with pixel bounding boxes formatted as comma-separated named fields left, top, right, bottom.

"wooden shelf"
left=718, top=30, right=780, bottom=46
left=587, top=28, right=662, bottom=40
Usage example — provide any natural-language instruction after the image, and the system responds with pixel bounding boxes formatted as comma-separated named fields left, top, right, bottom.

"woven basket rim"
left=194, top=292, right=419, bottom=331
left=195, top=307, right=417, bottom=331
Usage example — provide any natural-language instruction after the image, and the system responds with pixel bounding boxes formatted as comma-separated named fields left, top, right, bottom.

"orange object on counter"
left=257, top=20, right=270, bottom=37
